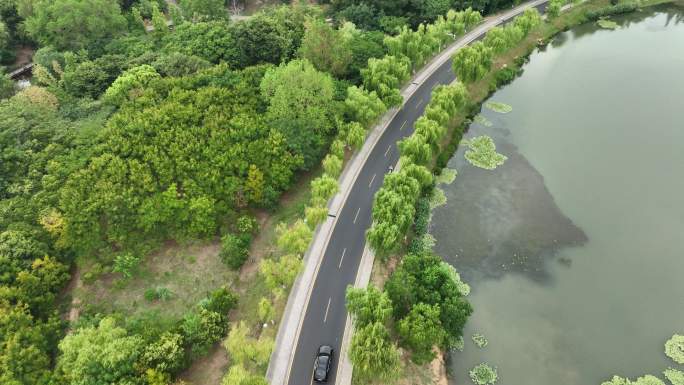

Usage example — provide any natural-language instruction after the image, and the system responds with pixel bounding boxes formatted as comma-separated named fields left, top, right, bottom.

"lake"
left=429, top=4, right=684, bottom=384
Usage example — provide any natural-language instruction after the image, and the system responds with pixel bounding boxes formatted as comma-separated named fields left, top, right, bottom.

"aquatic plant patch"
left=484, top=102, right=513, bottom=113
left=475, top=114, right=494, bottom=127
left=664, top=368, right=684, bottom=385
left=469, top=363, right=498, bottom=384
left=430, top=188, right=448, bottom=208
left=472, top=333, right=488, bottom=348
left=436, top=168, right=457, bottom=185
left=665, top=334, right=684, bottom=364
left=597, top=18, right=619, bottom=29
left=464, top=136, right=508, bottom=170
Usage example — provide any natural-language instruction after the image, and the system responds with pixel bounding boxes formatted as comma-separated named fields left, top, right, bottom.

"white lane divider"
left=400, top=120, right=407, bottom=130
left=338, top=248, right=347, bottom=269
left=368, top=173, right=376, bottom=188
left=352, top=207, right=361, bottom=224
left=324, top=297, right=332, bottom=323
left=384, top=145, right=391, bottom=157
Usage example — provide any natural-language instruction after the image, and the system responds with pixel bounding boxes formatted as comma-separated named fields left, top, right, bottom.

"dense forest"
left=0, top=0, right=528, bottom=384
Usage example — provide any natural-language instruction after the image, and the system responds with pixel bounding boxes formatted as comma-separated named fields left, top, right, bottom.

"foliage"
left=57, top=317, right=143, bottom=385
left=349, top=321, right=401, bottom=381
left=345, top=121, right=367, bottom=150
left=345, top=86, right=387, bottom=128
left=585, top=3, right=638, bottom=20
left=512, top=8, right=542, bottom=35
left=220, top=233, right=250, bottom=269
left=162, top=21, right=236, bottom=63
left=665, top=335, right=684, bottom=364
left=299, top=17, right=352, bottom=77
left=436, top=169, right=457, bottom=185
left=257, top=297, right=274, bottom=323
left=664, top=368, right=684, bottom=385
left=152, top=52, right=211, bottom=77
left=385, top=253, right=472, bottom=347
left=469, top=363, right=498, bottom=385
left=224, top=321, right=273, bottom=368
left=180, top=307, right=227, bottom=358
left=429, top=188, right=447, bottom=209
left=602, top=375, right=667, bottom=385
left=259, top=254, right=303, bottom=293
left=141, top=332, right=185, bottom=375
left=323, top=154, right=343, bottom=178
left=104, top=64, right=161, bottom=106
left=472, top=333, right=488, bottom=348
left=179, top=0, right=227, bottom=21
left=261, top=59, right=336, bottom=168
left=112, top=253, right=142, bottom=279
left=397, top=303, right=445, bottom=364
left=346, top=286, right=393, bottom=326
left=464, top=135, right=508, bottom=170
left=361, top=55, right=410, bottom=106
left=547, top=0, right=564, bottom=18
left=276, top=220, right=313, bottom=255
left=222, top=364, right=269, bottom=385
left=452, top=42, right=493, bottom=83
left=24, top=0, right=127, bottom=51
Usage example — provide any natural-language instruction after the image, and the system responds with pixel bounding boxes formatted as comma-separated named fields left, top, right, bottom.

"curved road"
left=285, top=2, right=549, bottom=384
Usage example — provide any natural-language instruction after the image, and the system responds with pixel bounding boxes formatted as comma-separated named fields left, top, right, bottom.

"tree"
left=0, top=72, right=13, bottom=99
left=349, top=322, right=400, bottom=381
left=258, top=297, right=274, bottom=322
left=322, top=154, right=343, bottom=178
left=24, top=0, right=127, bottom=51
left=141, top=332, right=185, bottom=375
left=151, top=3, right=169, bottom=38
left=223, top=321, right=273, bottom=367
left=398, top=134, right=432, bottom=165
left=345, top=121, right=366, bottom=150
left=57, top=317, right=143, bottom=385
left=305, top=205, right=328, bottom=227
left=163, top=20, right=236, bottom=63
left=311, top=175, right=339, bottom=204
left=345, top=286, right=393, bottom=326
left=397, top=303, right=445, bottom=364
left=547, top=0, right=563, bottom=18
left=512, top=8, right=542, bottom=35
left=220, top=233, right=250, bottom=269
left=179, top=0, right=227, bottom=21
left=61, top=55, right=126, bottom=98
left=180, top=308, right=226, bottom=358
left=299, top=17, right=352, bottom=78
left=259, top=254, right=303, bottom=292
left=151, top=52, right=211, bottom=77
left=222, top=364, right=269, bottom=385
left=229, top=14, right=295, bottom=68
left=361, top=55, right=410, bottom=106
left=104, top=64, right=161, bottom=106
left=344, top=86, right=386, bottom=128
left=261, top=59, right=336, bottom=168
left=276, top=219, right=313, bottom=255
left=452, top=42, right=493, bottom=83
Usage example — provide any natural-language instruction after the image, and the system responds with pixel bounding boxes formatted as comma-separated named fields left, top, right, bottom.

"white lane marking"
left=384, top=145, right=391, bottom=157
left=353, top=207, right=361, bottom=224
left=338, top=248, right=347, bottom=269
left=368, top=173, right=376, bottom=188
left=400, top=120, right=407, bottom=130
left=324, top=297, right=332, bottom=323
left=416, top=98, right=424, bottom=109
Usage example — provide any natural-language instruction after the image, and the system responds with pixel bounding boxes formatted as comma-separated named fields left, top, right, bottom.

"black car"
left=313, top=345, right=334, bottom=382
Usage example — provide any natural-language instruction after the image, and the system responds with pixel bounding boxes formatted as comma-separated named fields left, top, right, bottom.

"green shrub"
left=144, top=288, right=157, bottom=302
left=493, top=66, right=520, bottom=87
left=202, top=287, right=239, bottom=315
left=413, top=197, right=431, bottom=237
left=220, top=233, right=250, bottom=269
left=585, top=3, right=638, bottom=20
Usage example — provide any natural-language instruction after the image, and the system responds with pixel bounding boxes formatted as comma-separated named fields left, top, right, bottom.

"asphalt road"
left=286, top=3, right=548, bottom=384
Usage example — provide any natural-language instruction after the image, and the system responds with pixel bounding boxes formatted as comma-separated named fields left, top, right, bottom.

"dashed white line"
left=384, top=145, right=391, bottom=157
left=353, top=207, right=361, bottom=224
left=368, top=173, right=376, bottom=188
left=400, top=120, right=407, bottom=130
left=323, top=297, right=332, bottom=323
left=416, top=99, right=424, bottom=109
left=338, top=248, right=347, bottom=269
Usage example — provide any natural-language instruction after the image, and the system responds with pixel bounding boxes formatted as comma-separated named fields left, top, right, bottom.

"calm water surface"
left=430, top=6, right=684, bottom=384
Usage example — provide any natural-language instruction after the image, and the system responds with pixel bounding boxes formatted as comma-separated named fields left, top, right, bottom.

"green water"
left=430, top=5, right=684, bottom=384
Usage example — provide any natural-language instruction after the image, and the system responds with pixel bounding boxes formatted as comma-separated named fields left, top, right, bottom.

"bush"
left=585, top=3, right=638, bottom=20
left=202, top=287, right=238, bottom=315
left=493, top=66, right=520, bottom=87
left=220, top=233, right=250, bottom=269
